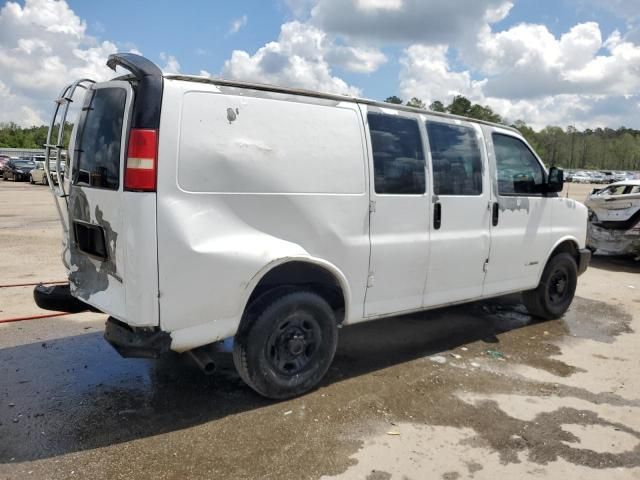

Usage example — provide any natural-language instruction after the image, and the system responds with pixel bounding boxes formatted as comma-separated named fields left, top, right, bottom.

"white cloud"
left=228, top=15, right=248, bottom=36
left=399, top=45, right=484, bottom=104
left=355, top=0, right=403, bottom=11
left=159, top=52, right=181, bottom=74
left=0, top=0, right=117, bottom=126
left=222, top=21, right=370, bottom=95
left=311, top=0, right=513, bottom=44
left=398, top=20, right=640, bottom=129
left=326, top=44, right=387, bottom=73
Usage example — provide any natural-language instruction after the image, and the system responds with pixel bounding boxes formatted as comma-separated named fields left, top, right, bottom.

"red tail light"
left=125, top=128, right=158, bottom=191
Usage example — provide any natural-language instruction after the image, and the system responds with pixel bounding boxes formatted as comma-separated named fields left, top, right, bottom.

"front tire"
left=233, top=289, right=338, bottom=399
left=29, top=175, right=34, bottom=184
left=523, top=253, right=577, bottom=320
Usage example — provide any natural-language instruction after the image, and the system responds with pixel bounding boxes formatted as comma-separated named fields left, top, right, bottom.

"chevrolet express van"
left=36, top=53, right=590, bottom=399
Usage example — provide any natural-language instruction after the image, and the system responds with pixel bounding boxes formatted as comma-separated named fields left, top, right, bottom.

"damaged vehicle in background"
left=586, top=180, right=640, bottom=258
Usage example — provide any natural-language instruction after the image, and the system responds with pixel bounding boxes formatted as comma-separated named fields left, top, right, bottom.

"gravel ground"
left=0, top=180, right=638, bottom=480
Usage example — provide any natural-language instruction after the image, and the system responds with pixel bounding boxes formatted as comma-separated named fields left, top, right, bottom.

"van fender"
left=240, top=255, right=353, bottom=323
left=536, top=235, right=581, bottom=284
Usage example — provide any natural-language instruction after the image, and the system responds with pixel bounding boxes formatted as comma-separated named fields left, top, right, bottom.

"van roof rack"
left=163, top=74, right=519, bottom=134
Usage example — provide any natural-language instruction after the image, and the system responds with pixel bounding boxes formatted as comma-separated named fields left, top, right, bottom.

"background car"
left=2, top=158, right=36, bottom=181
left=572, top=171, right=592, bottom=183
left=30, top=159, right=65, bottom=185
left=0, top=154, right=10, bottom=172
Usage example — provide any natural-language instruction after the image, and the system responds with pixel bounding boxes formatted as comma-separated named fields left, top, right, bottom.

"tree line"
left=0, top=122, right=73, bottom=151
left=385, top=95, right=640, bottom=171
left=2, top=96, right=640, bottom=171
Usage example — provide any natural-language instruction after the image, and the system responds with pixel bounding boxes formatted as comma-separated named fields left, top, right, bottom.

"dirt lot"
left=1, top=181, right=639, bottom=480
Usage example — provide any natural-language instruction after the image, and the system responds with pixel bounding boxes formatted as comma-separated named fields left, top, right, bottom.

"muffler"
left=187, top=347, right=216, bottom=375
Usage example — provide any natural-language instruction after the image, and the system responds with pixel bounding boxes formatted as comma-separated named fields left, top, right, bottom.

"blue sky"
left=67, top=0, right=629, bottom=100
left=1, top=0, right=639, bottom=128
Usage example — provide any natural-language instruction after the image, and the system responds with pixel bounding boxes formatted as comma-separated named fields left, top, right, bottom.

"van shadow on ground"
left=0, top=291, right=550, bottom=463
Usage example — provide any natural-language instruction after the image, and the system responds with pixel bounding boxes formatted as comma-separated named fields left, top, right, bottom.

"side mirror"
left=547, top=167, right=564, bottom=193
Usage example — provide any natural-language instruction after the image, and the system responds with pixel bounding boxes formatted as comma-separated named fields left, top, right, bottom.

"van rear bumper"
left=33, top=283, right=92, bottom=313
left=578, top=248, right=591, bottom=276
left=104, top=317, right=171, bottom=359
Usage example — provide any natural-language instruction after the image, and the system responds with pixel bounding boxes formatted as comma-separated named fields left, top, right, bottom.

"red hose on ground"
left=0, top=280, right=67, bottom=289
left=0, top=280, right=73, bottom=323
left=0, top=312, right=71, bottom=324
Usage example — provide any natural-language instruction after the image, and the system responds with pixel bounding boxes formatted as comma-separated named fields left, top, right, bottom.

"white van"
left=36, top=53, right=590, bottom=399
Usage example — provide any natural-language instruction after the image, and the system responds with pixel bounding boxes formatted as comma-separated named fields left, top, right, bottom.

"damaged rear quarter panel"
left=68, top=184, right=126, bottom=319
left=156, top=80, right=371, bottom=350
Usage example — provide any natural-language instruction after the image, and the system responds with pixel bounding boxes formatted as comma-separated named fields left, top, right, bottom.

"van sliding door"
left=422, top=119, right=491, bottom=307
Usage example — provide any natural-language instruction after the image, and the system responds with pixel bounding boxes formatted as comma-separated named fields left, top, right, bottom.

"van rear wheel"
left=233, top=289, right=338, bottom=399
left=523, top=252, right=577, bottom=320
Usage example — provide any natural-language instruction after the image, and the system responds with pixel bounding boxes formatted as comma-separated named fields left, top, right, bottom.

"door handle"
left=434, top=202, right=442, bottom=230
left=492, top=202, right=499, bottom=227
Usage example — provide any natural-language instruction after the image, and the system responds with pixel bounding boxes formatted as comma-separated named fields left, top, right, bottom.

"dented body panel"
left=156, top=80, right=370, bottom=350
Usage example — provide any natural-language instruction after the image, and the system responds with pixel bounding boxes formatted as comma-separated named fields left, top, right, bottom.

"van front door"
left=364, top=109, right=431, bottom=317
left=482, top=128, right=552, bottom=295
left=423, top=119, right=492, bottom=307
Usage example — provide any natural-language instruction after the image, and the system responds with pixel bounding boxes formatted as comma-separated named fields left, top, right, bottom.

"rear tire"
left=233, top=289, right=338, bottom=399
left=523, top=252, right=577, bottom=320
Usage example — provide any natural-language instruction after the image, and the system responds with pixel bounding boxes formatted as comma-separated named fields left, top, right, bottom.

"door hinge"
left=369, top=200, right=376, bottom=213
left=483, top=259, right=489, bottom=273
left=367, top=272, right=375, bottom=288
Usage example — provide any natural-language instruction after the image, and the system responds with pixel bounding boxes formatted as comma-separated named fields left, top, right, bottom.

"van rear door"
left=67, top=80, right=159, bottom=327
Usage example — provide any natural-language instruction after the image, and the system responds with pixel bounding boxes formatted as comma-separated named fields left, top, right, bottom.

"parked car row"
left=0, top=154, right=65, bottom=185
left=564, top=169, right=640, bottom=184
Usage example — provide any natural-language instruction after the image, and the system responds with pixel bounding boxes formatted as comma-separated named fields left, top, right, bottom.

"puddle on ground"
left=1, top=295, right=638, bottom=479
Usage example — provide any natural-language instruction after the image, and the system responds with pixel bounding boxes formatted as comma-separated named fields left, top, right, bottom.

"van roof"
left=106, top=53, right=517, bottom=134
left=163, top=74, right=519, bottom=134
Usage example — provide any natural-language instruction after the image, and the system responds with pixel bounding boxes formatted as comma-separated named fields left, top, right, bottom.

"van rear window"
left=74, top=88, right=126, bottom=190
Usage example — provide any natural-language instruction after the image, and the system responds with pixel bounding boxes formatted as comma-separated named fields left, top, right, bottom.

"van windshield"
left=74, top=87, right=127, bottom=190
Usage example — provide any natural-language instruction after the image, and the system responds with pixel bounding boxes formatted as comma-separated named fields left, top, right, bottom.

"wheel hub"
left=266, top=314, right=321, bottom=376
left=548, top=268, right=569, bottom=304
left=287, top=335, right=306, bottom=356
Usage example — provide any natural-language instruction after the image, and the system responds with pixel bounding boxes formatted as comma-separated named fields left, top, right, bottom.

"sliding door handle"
left=492, top=202, right=499, bottom=227
left=434, top=202, right=442, bottom=230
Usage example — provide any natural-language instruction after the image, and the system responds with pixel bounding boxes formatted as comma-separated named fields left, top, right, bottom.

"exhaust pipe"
left=187, top=348, right=216, bottom=375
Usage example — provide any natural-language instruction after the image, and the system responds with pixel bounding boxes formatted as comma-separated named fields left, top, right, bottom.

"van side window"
left=74, top=88, right=127, bottom=190
left=368, top=113, right=425, bottom=194
left=493, top=134, right=545, bottom=195
left=426, top=121, right=482, bottom=196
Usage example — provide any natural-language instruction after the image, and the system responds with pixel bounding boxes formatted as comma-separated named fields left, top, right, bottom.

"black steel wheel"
left=233, top=289, right=338, bottom=399
left=523, top=252, right=577, bottom=320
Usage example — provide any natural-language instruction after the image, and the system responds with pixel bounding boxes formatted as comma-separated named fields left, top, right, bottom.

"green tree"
left=406, top=97, right=426, bottom=109
left=429, top=100, right=446, bottom=112
left=384, top=95, right=403, bottom=104
left=446, top=95, right=472, bottom=116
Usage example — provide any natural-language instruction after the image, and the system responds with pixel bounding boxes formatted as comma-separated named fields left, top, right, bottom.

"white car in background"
left=30, top=160, right=64, bottom=185
left=572, top=171, right=592, bottom=183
